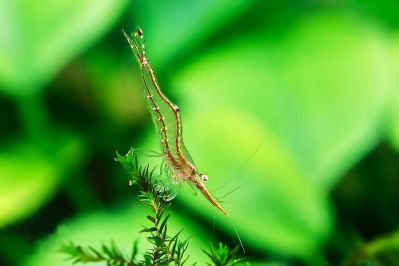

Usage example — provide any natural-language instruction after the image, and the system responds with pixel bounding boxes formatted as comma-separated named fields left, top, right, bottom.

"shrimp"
left=123, top=28, right=228, bottom=216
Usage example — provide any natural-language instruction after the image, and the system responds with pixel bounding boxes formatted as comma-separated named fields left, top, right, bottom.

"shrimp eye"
left=200, top=174, right=208, bottom=181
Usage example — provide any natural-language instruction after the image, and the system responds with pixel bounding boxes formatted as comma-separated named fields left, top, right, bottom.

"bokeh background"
left=1, top=0, right=399, bottom=265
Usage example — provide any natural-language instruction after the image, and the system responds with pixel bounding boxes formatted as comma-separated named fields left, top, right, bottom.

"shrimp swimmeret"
left=123, top=28, right=228, bottom=216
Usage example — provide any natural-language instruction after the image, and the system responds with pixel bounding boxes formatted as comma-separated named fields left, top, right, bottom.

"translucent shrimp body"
left=123, top=28, right=227, bottom=216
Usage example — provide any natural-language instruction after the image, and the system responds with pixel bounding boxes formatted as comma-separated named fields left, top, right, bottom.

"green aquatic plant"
left=203, top=243, right=247, bottom=266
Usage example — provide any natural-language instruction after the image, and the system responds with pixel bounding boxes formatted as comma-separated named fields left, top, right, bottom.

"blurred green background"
left=1, top=0, right=399, bottom=265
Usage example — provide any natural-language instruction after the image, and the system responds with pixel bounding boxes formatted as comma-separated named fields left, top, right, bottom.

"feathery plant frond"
left=60, top=240, right=139, bottom=266
left=117, top=148, right=191, bottom=265
left=60, top=148, right=248, bottom=265
left=203, top=243, right=247, bottom=266
left=61, top=149, right=190, bottom=266
left=116, top=148, right=176, bottom=211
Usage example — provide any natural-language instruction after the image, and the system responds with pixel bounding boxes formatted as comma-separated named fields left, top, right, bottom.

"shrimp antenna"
left=231, top=221, right=246, bottom=254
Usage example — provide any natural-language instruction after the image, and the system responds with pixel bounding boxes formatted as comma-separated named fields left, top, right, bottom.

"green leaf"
left=0, top=133, right=84, bottom=228
left=133, top=0, right=253, bottom=67
left=22, top=204, right=210, bottom=266
left=354, top=0, right=399, bottom=26
left=169, top=12, right=394, bottom=257
left=0, top=0, right=127, bottom=96
left=386, top=34, right=399, bottom=151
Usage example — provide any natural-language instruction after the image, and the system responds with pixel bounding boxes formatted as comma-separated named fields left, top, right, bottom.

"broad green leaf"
left=23, top=203, right=212, bottom=266
left=132, top=0, right=252, bottom=67
left=168, top=12, right=393, bottom=257
left=0, top=0, right=127, bottom=96
left=178, top=108, right=331, bottom=257
left=0, top=133, right=84, bottom=228
left=354, top=0, right=399, bottom=26
left=387, top=35, right=399, bottom=150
